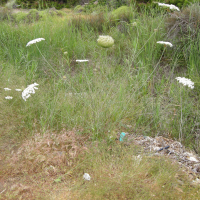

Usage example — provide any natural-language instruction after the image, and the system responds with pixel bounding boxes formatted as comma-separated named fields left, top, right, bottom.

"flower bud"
left=97, top=35, right=114, bottom=48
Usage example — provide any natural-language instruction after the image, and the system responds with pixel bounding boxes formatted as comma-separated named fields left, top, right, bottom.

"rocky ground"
left=123, top=133, right=200, bottom=185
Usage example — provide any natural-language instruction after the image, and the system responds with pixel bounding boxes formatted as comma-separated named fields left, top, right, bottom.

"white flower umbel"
left=4, top=88, right=11, bottom=91
left=157, top=3, right=180, bottom=11
left=157, top=41, right=173, bottom=47
left=76, top=60, right=89, bottom=62
left=175, top=77, right=194, bottom=89
left=97, top=35, right=114, bottom=48
left=83, top=173, right=91, bottom=181
left=26, top=38, right=45, bottom=47
left=26, top=38, right=61, bottom=78
left=22, top=83, right=39, bottom=101
left=5, top=96, right=13, bottom=100
left=15, top=89, right=22, bottom=91
left=175, top=77, right=194, bottom=142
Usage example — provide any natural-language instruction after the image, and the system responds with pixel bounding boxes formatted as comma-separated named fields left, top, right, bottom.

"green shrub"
left=70, top=12, right=107, bottom=32
left=164, top=0, right=195, bottom=8
left=16, top=0, right=35, bottom=8
left=0, top=0, right=7, bottom=5
left=165, top=3, right=200, bottom=43
left=164, top=2, right=200, bottom=67
left=95, top=0, right=131, bottom=7
left=5, top=0, right=16, bottom=9
left=26, top=9, right=41, bottom=21
left=111, top=6, right=132, bottom=22
left=0, top=7, right=11, bottom=21
left=74, top=5, right=85, bottom=13
left=15, top=0, right=79, bottom=9
left=13, top=11, right=28, bottom=22
left=12, top=9, right=42, bottom=23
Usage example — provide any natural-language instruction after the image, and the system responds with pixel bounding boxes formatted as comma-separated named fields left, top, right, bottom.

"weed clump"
left=26, top=9, right=41, bottom=22
left=74, top=5, right=85, bottom=13
left=5, top=0, right=16, bottom=9
left=111, top=6, right=133, bottom=22
left=11, top=9, right=41, bottom=23
left=164, top=3, right=200, bottom=66
left=165, top=3, right=200, bottom=43
left=70, top=12, right=107, bottom=32
left=0, top=7, right=11, bottom=20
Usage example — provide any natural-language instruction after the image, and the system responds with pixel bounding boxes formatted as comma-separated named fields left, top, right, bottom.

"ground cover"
left=0, top=2, right=200, bottom=199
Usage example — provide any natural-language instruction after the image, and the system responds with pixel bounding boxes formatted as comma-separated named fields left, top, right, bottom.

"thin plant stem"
left=35, top=44, right=77, bottom=93
left=110, top=47, right=167, bottom=129
left=36, top=44, right=61, bottom=78
left=179, top=86, right=183, bottom=142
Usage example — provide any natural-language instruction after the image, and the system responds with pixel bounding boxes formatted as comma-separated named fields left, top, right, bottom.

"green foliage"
left=165, top=3, right=200, bottom=66
left=0, top=7, right=11, bottom=20
left=111, top=6, right=132, bottom=22
left=5, top=0, right=16, bottom=9
left=13, top=11, right=28, bottom=22
left=12, top=9, right=42, bottom=23
left=16, top=0, right=34, bottom=8
left=1, top=3, right=200, bottom=199
left=74, top=5, right=85, bottom=12
left=0, top=0, right=8, bottom=6
left=71, top=13, right=107, bottom=32
left=94, top=0, right=131, bottom=8
left=164, top=0, right=195, bottom=8
left=15, top=0, right=80, bottom=9
left=0, top=1, right=200, bottom=155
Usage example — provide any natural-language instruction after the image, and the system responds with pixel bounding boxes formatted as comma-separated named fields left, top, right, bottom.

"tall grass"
left=0, top=3, right=199, bottom=147
left=0, top=3, right=200, bottom=199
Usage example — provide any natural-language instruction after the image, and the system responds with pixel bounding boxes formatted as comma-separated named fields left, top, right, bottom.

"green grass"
left=0, top=2, right=200, bottom=199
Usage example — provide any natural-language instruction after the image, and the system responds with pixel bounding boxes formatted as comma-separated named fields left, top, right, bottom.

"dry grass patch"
left=70, top=13, right=107, bottom=32
left=7, top=129, right=89, bottom=175
left=1, top=134, right=200, bottom=199
left=0, top=129, right=89, bottom=199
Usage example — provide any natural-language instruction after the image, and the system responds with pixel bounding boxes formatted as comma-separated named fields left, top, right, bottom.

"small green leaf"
left=54, top=177, right=62, bottom=183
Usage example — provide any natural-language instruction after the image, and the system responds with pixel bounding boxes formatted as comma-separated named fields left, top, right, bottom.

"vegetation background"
left=0, top=0, right=197, bottom=9
left=0, top=0, right=200, bottom=199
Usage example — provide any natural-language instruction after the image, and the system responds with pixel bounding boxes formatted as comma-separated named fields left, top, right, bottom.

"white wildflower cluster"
left=157, top=3, right=180, bottom=11
left=83, top=173, right=91, bottom=181
left=97, top=35, right=114, bottom=48
left=76, top=60, right=89, bottom=62
left=22, top=83, right=39, bottom=101
left=4, top=87, right=23, bottom=100
left=4, top=88, right=11, bottom=91
left=175, top=77, right=194, bottom=89
left=5, top=96, right=13, bottom=100
left=26, top=38, right=45, bottom=47
left=157, top=41, right=173, bottom=47
left=15, top=89, right=22, bottom=91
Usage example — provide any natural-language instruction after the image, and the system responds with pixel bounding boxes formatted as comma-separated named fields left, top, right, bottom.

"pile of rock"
left=123, top=133, right=200, bottom=178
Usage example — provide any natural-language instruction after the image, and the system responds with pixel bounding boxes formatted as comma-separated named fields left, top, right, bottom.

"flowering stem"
left=35, top=44, right=78, bottom=94
left=179, top=86, right=183, bottom=142
left=138, top=47, right=166, bottom=91
left=36, top=44, right=61, bottom=78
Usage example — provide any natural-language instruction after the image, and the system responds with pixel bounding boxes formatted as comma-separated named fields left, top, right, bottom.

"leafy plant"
left=111, top=6, right=133, bottom=22
left=165, top=2, right=200, bottom=65
left=15, top=0, right=79, bottom=9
